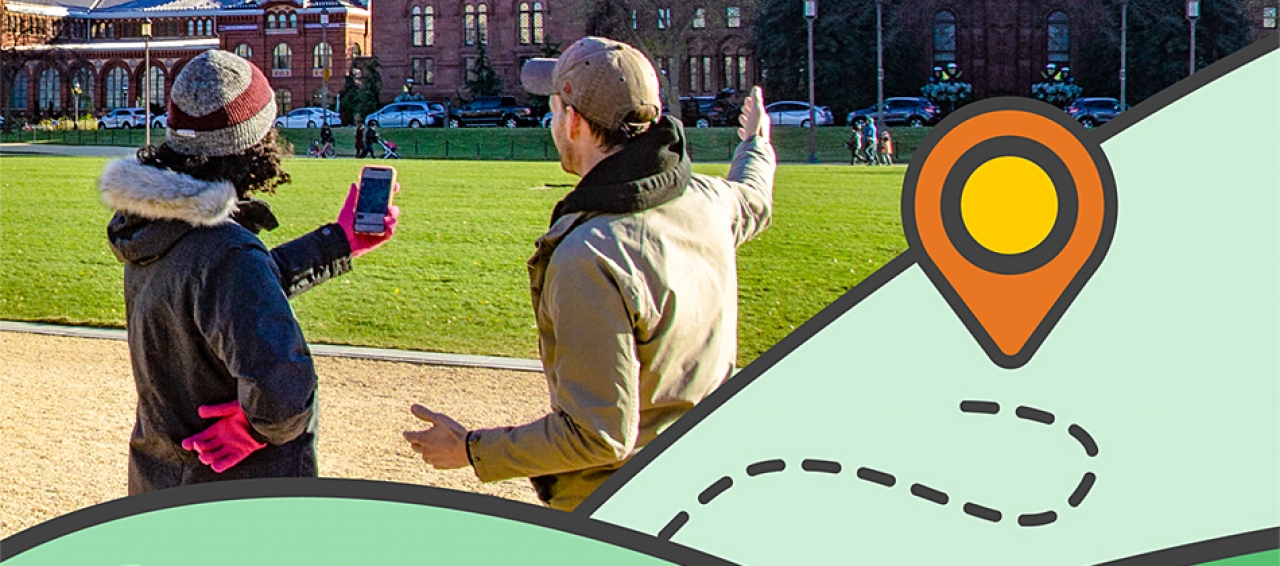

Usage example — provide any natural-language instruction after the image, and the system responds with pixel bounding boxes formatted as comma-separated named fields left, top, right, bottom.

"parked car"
left=364, top=101, right=444, bottom=128
left=541, top=111, right=554, bottom=128
left=679, top=91, right=741, bottom=128
left=764, top=101, right=833, bottom=127
left=97, top=108, right=147, bottom=129
left=274, top=107, right=342, bottom=128
left=448, top=96, right=538, bottom=128
left=1064, top=97, right=1127, bottom=128
left=151, top=112, right=168, bottom=129
left=847, top=97, right=941, bottom=128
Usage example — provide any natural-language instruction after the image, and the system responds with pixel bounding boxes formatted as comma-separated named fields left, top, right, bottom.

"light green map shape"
left=589, top=47, right=1280, bottom=565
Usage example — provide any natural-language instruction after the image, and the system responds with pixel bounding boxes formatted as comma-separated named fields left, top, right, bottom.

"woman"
left=100, top=50, right=398, bottom=494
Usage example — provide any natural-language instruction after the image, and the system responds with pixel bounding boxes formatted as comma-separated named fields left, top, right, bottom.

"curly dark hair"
left=136, top=130, right=293, bottom=198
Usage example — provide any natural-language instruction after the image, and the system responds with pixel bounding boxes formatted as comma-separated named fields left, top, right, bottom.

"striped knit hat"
left=166, top=49, right=276, bottom=157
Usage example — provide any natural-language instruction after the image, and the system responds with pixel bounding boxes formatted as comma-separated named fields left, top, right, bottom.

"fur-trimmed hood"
left=99, top=158, right=238, bottom=226
left=101, top=158, right=239, bottom=266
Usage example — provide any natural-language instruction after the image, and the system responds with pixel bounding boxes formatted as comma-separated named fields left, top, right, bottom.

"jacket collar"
left=549, top=115, right=691, bottom=227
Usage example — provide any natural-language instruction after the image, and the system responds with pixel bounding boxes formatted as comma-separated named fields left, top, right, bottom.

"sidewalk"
left=0, top=320, right=543, bottom=372
left=0, top=143, right=139, bottom=157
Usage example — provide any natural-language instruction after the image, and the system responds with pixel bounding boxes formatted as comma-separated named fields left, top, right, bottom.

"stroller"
left=378, top=139, right=402, bottom=159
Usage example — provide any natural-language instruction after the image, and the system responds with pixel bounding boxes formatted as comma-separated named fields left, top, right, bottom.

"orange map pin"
left=902, top=98, right=1118, bottom=369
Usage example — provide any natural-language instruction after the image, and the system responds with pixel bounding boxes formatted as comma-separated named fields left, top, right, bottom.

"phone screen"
left=357, top=172, right=393, bottom=216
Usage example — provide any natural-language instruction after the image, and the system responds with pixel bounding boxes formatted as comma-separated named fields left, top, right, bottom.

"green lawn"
left=0, top=156, right=907, bottom=364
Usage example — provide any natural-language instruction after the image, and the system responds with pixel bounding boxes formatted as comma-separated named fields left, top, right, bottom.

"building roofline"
left=11, top=38, right=219, bottom=50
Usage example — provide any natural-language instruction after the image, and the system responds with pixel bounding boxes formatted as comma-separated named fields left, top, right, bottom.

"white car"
left=97, top=108, right=147, bottom=129
left=541, top=111, right=553, bottom=128
left=152, top=112, right=168, bottom=129
left=274, top=107, right=342, bottom=128
left=765, top=101, right=834, bottom=127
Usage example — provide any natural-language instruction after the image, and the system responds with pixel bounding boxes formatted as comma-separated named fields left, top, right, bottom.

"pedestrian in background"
left=878, top=127, right=895, bottom=166
left=354, top=122, right=367, bottom=158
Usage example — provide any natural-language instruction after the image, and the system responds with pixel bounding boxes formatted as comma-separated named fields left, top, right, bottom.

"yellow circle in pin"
left=961, top=156, right=1059, bottom=255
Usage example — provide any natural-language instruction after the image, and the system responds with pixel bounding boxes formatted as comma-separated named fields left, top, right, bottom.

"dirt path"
left=0, top=331, right=549, bottom=538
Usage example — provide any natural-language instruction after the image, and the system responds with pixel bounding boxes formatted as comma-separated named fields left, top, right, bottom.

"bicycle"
left=307, top=139, right=337, bottom=159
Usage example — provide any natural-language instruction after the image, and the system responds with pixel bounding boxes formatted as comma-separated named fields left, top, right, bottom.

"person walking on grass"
left=100, top=50, right=399, bottom=494
left=878, top=127, right=895, bottom=166
left=861, top=118, right=879, bottom=166
left=403, top=36, right=776, bottom=512
left=847, top=122, right=864, bottom=165
left=354, top=121, right=367, bottom=158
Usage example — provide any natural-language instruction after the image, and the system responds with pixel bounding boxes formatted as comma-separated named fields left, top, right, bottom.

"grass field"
left=0, top=155, right=907, bottom=364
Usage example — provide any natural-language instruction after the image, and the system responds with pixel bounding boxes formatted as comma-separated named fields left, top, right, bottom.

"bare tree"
left=572, top=0, right=744, bottom=114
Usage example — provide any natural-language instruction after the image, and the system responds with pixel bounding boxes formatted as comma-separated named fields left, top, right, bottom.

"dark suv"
left=1064, top=97, right=1127, bottom=128
left=679, top=90, right=741, bottom=128
left=448, top=96, right=538, bottom=128
left=847, top=97, right=941, bottom=128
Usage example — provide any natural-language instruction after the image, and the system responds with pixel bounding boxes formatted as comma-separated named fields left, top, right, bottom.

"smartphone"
left=354, top=165, right=397, bottom=235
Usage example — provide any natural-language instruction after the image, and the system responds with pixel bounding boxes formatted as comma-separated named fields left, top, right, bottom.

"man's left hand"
left=402, top=404, right=470, bottom=469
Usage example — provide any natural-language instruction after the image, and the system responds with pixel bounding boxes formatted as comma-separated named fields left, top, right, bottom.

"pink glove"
left=180, top=401, right=267, bottom=473
left=336, top=182, right=400, bottom=258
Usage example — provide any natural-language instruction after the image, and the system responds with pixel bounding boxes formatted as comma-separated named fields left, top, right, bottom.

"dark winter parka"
left=100, top=158, right=351, bottom=494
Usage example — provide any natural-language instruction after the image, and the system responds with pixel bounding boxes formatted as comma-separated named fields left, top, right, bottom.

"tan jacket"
left=468, top=134, right=775, bottom=511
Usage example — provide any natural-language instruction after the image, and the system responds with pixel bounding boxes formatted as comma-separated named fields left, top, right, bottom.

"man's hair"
left=136, top=130, right=292, bottom=198
left=578, top=106, right=656, bottom=150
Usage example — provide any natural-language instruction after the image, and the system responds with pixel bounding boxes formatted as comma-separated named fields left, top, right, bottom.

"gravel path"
left=0, top=330, right=549, bottom=538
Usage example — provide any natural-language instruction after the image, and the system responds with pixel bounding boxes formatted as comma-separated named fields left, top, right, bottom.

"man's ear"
left=563, top=105, right=584, bottom=141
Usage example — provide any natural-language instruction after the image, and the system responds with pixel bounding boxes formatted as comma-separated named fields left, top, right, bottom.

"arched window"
left=1048, top=11, right=1070, bottom=63
left=351, top=42, right=362, bottom=57
left=147, top=66, right=165, bottom=107
left=267, top=14, right=276, bottom=28
left=106, top=66, right=129, bottom=109
left=465, top=5, right=476, bottom=45
left=187, top=19, right=194, bottom=35
left=933, top=11, right=957, bottom=63
left=412, top=6, right=423, bottom=46
left=10, top=71, right=28, bottom=110
left=423, top=6, right=434, bottom=45
left=289, top=13, right=297, bottom=28
left=37, top=68, right=61, bottom=111
left=532, top=2, right=543, bottom=44
left=275, top=88, right=292, bottom=114
left=273, top=43, right=292, bottom=71
left=477, top=4, right=487, bottom=44
left=235, top=43, right=252, bottom=58
left=519, top=3, right=544, bottom=44
left=519, top=3, right=531, bottom=44
left=71, top=66, right=94, bottom=112
left=313, top=42, right=332, bottom=69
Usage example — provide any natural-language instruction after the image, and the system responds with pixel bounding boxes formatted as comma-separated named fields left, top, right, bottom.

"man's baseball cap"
left=521, top=37, right=661, bottom=134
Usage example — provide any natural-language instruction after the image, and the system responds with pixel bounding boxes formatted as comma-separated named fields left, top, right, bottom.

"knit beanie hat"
left=166, top=49, right=276, bottom=157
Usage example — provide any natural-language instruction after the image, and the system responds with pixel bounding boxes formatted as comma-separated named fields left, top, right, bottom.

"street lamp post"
left=1120, top=0, right=1127, bottom=111
left=876, top=0, right=884, bottom=126
left=1186, top=0, right=1199, bottom=76
left=142, top=17, right=153, bottom=146
left=72, top=81, right=82, bottom=128
left=804, top=0, right=817, bottom=164
left=320, top=8, right=329, bottom=111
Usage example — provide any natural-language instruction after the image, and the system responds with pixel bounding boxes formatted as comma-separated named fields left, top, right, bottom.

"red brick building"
left=368, top=0, right=762, bottom=106
left=1, top=0, right=368, bottom=119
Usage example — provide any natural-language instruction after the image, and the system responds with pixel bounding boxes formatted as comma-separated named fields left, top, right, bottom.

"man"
left=403, top=36, right=775, bottom=512
left=101, top=50, right=398, bottom=493
left=354, top=122, right=367, bottom=158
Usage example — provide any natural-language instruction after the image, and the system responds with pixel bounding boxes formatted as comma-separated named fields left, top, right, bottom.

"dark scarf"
left=549, top=115, right=692, bottom=227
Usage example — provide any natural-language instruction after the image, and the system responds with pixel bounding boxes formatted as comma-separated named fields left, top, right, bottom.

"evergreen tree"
left=754, top=0, right=921, bottom=123
left=338, top=57, right=384, bottom=123
left=466, top=42, right=503, bottom=99
left=1076, top=0, right=1250, bottom=107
